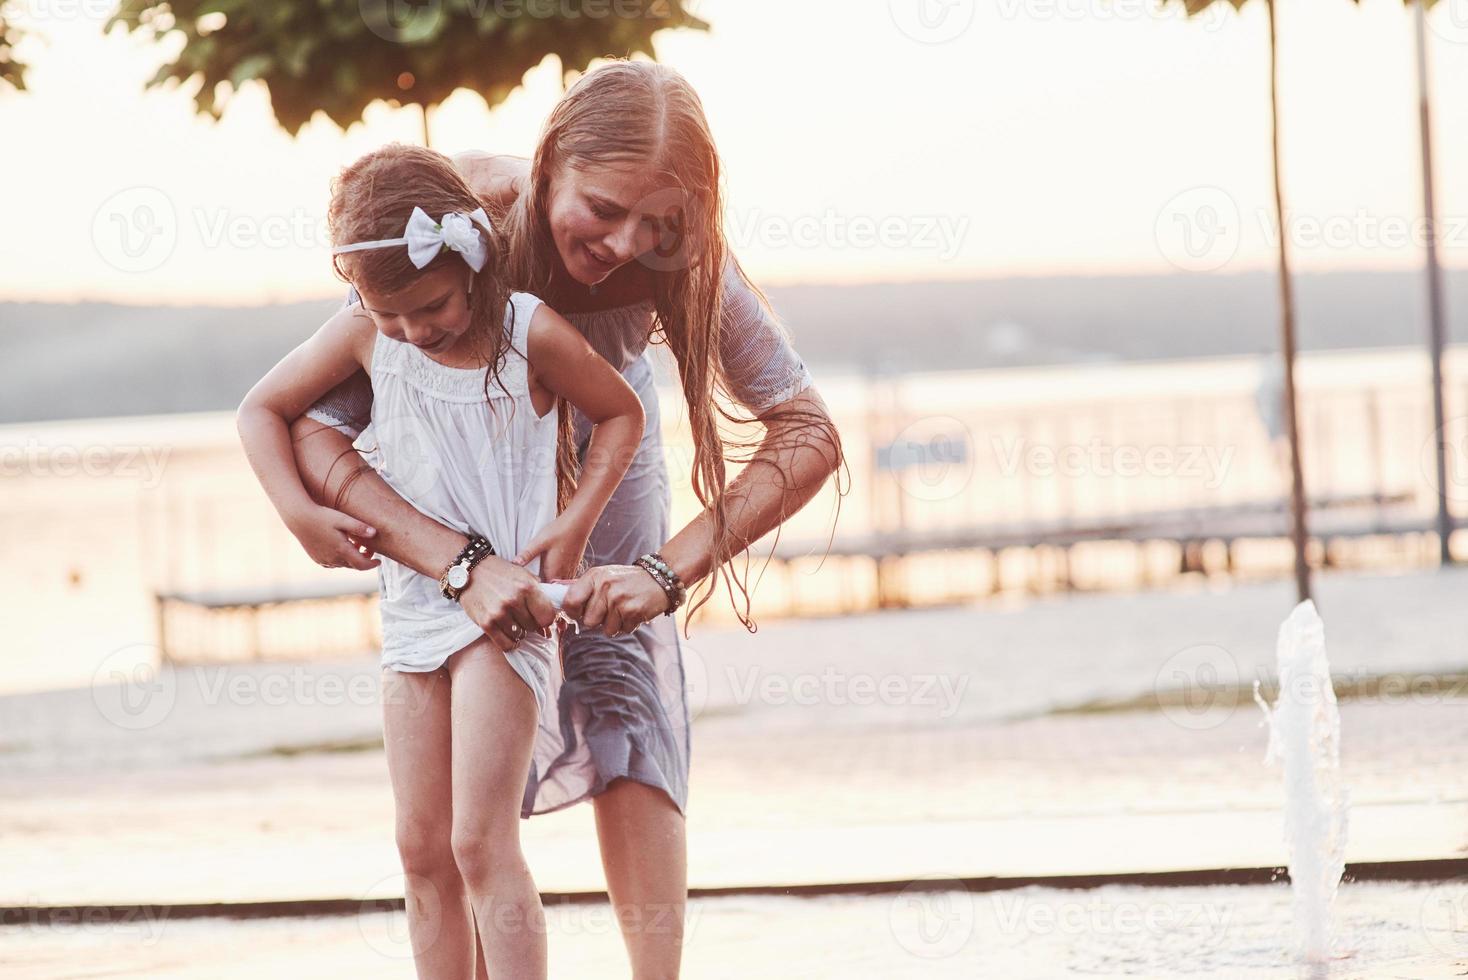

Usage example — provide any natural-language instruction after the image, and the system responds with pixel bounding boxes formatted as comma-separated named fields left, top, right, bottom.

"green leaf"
left=108, top=0, right=710, bottom=135
left=228, top=52, right=273, bottom=87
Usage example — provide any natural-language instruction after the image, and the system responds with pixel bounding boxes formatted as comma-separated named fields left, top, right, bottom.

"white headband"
left=332, top=206, right=495, bottom=272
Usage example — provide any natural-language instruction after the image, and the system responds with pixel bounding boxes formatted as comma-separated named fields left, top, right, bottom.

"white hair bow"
left=331, top=206, right=495, bottom=272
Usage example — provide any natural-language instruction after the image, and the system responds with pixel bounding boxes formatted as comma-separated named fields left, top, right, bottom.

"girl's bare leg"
left=446, top=638, right=548, bottom=978
left=381, top=666, right=477, bottom=978
left=593, top=779, right=688, bottom=980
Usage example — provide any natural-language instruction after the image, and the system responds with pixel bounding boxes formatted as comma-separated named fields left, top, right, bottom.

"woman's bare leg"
left=593, top=779, right=688, bottom=980
left=381, top=665, right=477, bottom=978
left=446, top=639, right=548, bottom=978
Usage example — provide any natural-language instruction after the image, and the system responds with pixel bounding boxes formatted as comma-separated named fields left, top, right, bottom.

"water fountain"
left=1253, top=599, right=1350, bottom=965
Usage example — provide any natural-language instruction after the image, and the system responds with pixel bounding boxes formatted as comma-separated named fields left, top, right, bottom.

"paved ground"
left=2, top=567, right=1466, bottom=976
left=3, top=880, right=1466, bottom=979
left=2, top=686, right=1465, bottom=906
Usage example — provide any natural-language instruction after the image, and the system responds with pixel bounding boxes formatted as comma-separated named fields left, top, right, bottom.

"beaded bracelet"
left=635, top=552, right=687, bottom=615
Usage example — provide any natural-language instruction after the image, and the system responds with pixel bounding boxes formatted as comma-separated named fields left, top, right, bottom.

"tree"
left=104, top=0, right=708, bottom=138
left=0, top=6, right=26, bottom=92
left=1168, top=0, right=1312, bottom=602
left=1172, top=0, right=1452, bottom=602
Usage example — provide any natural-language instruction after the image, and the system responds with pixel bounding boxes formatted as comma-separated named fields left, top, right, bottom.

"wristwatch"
left=439, top=535, right=495, bottom=602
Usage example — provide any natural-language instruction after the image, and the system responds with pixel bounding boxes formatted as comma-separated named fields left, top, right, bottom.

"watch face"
left=447, top=566, right=469, bottom=589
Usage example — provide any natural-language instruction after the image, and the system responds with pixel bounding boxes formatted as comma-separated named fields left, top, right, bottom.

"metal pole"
left=1414, top=0, right=1454, bottom=565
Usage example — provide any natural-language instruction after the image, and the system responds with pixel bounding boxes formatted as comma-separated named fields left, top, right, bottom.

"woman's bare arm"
left=289, top=417, right=558, bottom=644
left=451, top=151, right=530, bottom=209
left=659, top=387, right=842, bottom=587
left=562, top=385, right=842, bottom=634
left=288, top=418, right=470, bottom=579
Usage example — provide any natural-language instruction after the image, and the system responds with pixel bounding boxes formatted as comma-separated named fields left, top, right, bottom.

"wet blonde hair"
left=490, top=60, right=846, bottom=631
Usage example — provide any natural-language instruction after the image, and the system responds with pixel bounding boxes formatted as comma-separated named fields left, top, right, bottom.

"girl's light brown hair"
left=490, top=60, right=847, bottom=632
left=326, top=142, right=580, bottom=513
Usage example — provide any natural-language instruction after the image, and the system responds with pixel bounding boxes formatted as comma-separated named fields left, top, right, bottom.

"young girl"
left=236, top=144, right=645, bottom=979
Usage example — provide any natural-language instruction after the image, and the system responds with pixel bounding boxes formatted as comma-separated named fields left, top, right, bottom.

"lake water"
left=3, top=345, right=1463, bottom=696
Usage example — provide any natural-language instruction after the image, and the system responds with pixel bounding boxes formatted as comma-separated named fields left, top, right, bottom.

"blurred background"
left=2, top=0, right=1468, bottom=976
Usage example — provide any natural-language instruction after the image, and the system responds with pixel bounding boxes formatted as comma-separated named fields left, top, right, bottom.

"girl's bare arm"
left=236, top=305, right=381, bottom=569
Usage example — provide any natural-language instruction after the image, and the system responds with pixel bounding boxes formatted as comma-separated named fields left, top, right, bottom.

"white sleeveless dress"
left=308, top=255, right=815, bottom=817
left=356, top=291, right=558, bottom=717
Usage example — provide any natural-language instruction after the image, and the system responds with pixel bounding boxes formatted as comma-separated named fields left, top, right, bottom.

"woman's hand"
left=285, top=505, right=381, bottom=571
left=511, top=514, right=593, bottom=583
left=562, top=565, right=672, bottom=637
left=458, top=555, right=559, bottom=651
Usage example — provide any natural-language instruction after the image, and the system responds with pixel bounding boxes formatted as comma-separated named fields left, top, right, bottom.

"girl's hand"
left=459, top=555, right=559, bottom=651
left=562, top=564, right=672, bottom=637
left=286, top=505, right=380, bottom=571
left=511, top=515, right=592, bottom=583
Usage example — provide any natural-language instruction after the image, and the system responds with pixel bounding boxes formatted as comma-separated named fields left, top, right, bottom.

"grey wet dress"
left=306, top=256, right=814, bottom=818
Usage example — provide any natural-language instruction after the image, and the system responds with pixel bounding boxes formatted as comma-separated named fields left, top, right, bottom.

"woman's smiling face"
left=545, top=162, right=688, bottom=286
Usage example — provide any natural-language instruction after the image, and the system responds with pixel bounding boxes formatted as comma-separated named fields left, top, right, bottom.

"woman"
left=291, top=60, right=843, bottom=977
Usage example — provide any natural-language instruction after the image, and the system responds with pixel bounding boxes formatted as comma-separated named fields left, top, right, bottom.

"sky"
left=3, top=0, right=1468, bottom=304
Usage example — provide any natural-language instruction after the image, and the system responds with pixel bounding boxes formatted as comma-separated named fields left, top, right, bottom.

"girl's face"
left=354, top=265, right=472, bottom=356
left=544, top=162, right=689, bottom=286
